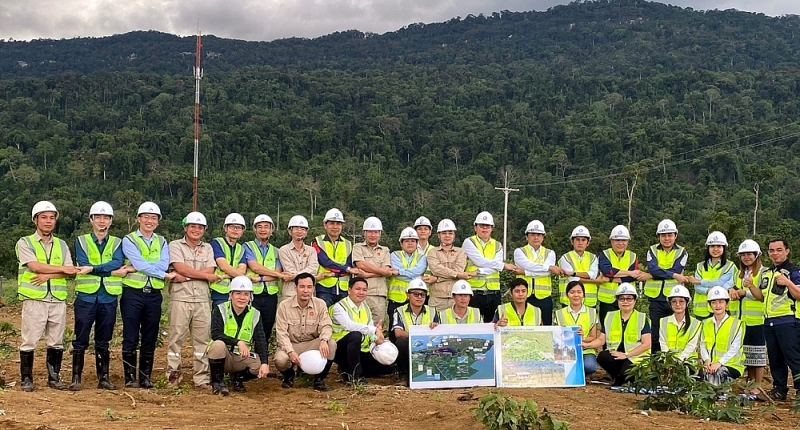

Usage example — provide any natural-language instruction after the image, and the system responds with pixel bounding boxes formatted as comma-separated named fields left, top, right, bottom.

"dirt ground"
left=0, top=303, right=796, bottom=430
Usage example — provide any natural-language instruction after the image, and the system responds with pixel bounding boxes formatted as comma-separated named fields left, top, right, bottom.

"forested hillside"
left=0, top=0, right=798, bottom=276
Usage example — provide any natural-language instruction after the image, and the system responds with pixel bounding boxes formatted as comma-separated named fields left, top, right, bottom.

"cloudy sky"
left=2, top=1, right=799, bottom=42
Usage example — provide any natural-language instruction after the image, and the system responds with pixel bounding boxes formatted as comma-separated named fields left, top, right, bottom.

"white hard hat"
left=737, top=239, right=761, bottom=255
left=298, top=350, right=327, bottom=375
left=656, top=219, right=678, bottom=235
left=414, top=216, right=432, bottom=228
left=370, top=342, right=399, bottom=366
left=32, top=200, right=59, bottom=221
left=707, top=286, right=730, bottom=301
left=363, top=216, right=383, bottom=231
left=136, top=201, right=161, bottom=219
left=252, top=214, right=274, bottom=229
left=705, top=231, right=728, bottom=246
left=323, top=208, right=345, bottom=223
left=224, top=213, right=246, bottom=228
left=184, top=211, right=207, bottom=227
left=437, top=219, right=457, bottom=233
left=229, top=275, right=254, bottom=292
left=406, top=278, right=428, bottom=292
left=399, top=227, right=419, bottom=242
left=89, top=201, right=114, bottom=218
left=474, top=211, right=494, bottom=226
left=615, top=282, right=638, bottom=298
left=570, top=225, right=591, bottom=239
left=451, top=280, right=473, bottom=296
left=525, top=220, right=546, bottom=235
left=667, top=285, right=691, bottom=301
left=609, top=225, right=630, bottom=240
left=287, top=215, right=309, bottom=229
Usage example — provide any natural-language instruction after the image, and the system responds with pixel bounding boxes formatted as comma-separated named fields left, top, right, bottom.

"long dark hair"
left=670, top=297, right=692, bottom=336
left=738, top=252, right=762, bottom=280
left=703, top=245, right=728, bottom=271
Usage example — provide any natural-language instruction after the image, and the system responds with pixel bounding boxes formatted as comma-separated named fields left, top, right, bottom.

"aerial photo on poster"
left=497, top=326, right=585, bottom=388
left=409, top=323, right=496, bottom=389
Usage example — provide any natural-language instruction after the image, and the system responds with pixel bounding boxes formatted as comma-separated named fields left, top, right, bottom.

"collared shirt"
left=390, top=251, right=427, bottom=279
left=694, top=259, right=736, bottom=295
left=598, top=249, right=638, bottom=282
left=274, top=295, right=332, bottom=354
left=700, top=314, right=743, bottom=366
left=122, top=229, right=169, bottom=279
left=352, top=242, right=390, bottom=296
left=513, top=245, right=556, bottom=278
left=168, top=238, right=215, bottom=303
left=243, top=241, right=283, bottom=270
left=462, top=237, right=504, bottom=274
left=16, top=232, right=75, bottom=302
left=391, top=305, right=440, bottom=331
left=210, top=304, right=269, bottom=365
left=211, top=238, right=247, bottom=266
left=75, top=233, right=124, bottom=304
left=313, top=234, right=352, bottom=273
left=658, top=314, right=701, bottom=361
left=559, top=251, right=599, bottom=282
left=331, top=297, right=377, bottom=336
left=427, top=245, right=467, bottom=298
left=278, top=242, right=319, bottom=295
left=567, top=304, right=589, bottom=322
left=646, top=244, right=688, bottom=280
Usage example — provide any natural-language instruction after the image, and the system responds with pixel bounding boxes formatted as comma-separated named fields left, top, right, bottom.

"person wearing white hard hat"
left=597, top=283, right=651, bottom=387
left=274, top=273, right=337, bottom=391
left=644, top=219, right=689, bottom=354
left=699, top=286, right=745, bottom=386
left=687, top=231, right=736, bottom=320
left=314, top=208, right=361, bottom=307
left=70, top=201, right=127, bottom=391
left=208, top=276, right=270, bottom=395
left=493, top=279, right=543, bottom=327
left=243, top=214, right=284, bottom=351
left=277, top=215, right=319, bottom=297
left=413, top=216, right=438, bottom=285
left=728, top=239, right=767, bottom=399
left=440, top=280, right=482, bottom=324
left=352, top=217, right=396, bottom=325
left=598, top=225, right=649, bottom=323
left=558, top=225, right=605, bottom=310
left=16, top=201, right=88, bottom=392
left=120, top=201, right=174, bottom=389
left=166, top=211, right=219, bottom=391
left=331, top=277, right=395, bottom=385
left=209, top=213, right=248, bottom=307
left=391, top=278, right=439, bottom=382
left=554, top=281, right=605, bottom=375
left=658, top=285, right=701, bottom=366
left=512, top=220, right=559, bottom=325
left=428, top=219, right=475, bottom=312
left=463, top=211, right=519, bottom=323
left=388, top=227, right=429, bottom=322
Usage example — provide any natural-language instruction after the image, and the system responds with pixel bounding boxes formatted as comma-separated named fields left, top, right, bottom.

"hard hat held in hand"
left=287, top=215, right=309, bottom=229
left=609, top=225, right=630, bottom=240
left=136, top=201, right=161, bottom=218
left=705, top=231, right=728, bottom=246
left=252, top=214, right=274, bottom=229
left=323, top=208, right=344, bottom=223
left=229, top=276, right=254, bottom=292
left=89, top=201, right=114, bottom=218
left=298, top=350, right=327, bottom=375
left=737, top=239, right=761, bottom=255
left=656, top=219, right=677, bottom=235
left=370, top=341, right=399, bottom=365
left=363, top=216, right=383, bottom=231
left=473, top=211, right=494, bottom=226
left=184, top=211, right=207, bottom=227
left=706, top=286, right=730, bottom=301
left=437, top=219, right=457, bottom=232
left=398, top=227, right=419, bottom=242
left=525, top=220, right=546, bottom=235
left=570, top=225, right=591, bottom=239
left=224, top=213, right=246, bottom=228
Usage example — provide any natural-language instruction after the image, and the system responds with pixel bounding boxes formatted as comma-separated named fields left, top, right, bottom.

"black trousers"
left=527, top=295, right=553, bottom=326
left=394, top=337, right=411, bottom=374
left=598, top=301, right=619, bottom=326
left=334, top=332, right=394, bottom=378
left=470, top=292, right=501, bottom=323
left=73, top=297, right=117, bottom=351
left=597, top=350, right=635, bottom=386
left=765, top=320, right=800, bottom=392
left=120, top=288, right=162, bottom=354
left=648, top=300, right=672, bottom=354
left=388, top=299, right=407, bottom=332
left=252, top=293, right=278, bottom=346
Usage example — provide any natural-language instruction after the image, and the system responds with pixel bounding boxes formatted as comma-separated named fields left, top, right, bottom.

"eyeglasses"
left=617, top=297, right=636, bottom=303
left=409, top=291, right=426, bottom=298
left=227, top=225, right=244, bottom=231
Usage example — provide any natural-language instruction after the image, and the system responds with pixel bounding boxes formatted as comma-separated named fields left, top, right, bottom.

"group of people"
left=15, top=201, right=800, bottom=401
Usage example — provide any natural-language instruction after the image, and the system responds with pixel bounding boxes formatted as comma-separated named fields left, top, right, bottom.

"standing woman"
left=659, top=286, right=702, bottom=365
left=597, top=283, right=651, bottom=387
left=700, top=287, right=745, bottom=385
left=688, top=232, right=736, bottom=320
left=554, top=281, right=605, bottom=375
left=728, top=240, right=766, bottom=397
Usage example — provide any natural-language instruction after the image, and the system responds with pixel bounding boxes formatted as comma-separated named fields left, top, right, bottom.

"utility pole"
left=494, top=170, right=519, bottom=260
left=192, top=24, right=203, bottom=211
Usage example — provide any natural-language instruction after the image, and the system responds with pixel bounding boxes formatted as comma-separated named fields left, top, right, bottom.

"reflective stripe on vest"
left=16, top=235, right=69, bottom=301
left=555, top=306, right=598, bottom=354
left=559, top=251, right=597, bottom=306
left=598, top=249, right=636, bottom=304
left=517, top=246, right=553, bottom=299
left=211, top=238, right=245, bottom=294
left=604, top=310, right=648, bottom=364
left=212, top=302, right=261, bottom=355
left=464, top=236, right=501, bottom=291
left=75, top=234, right=123, bottom=295
left=315, top=235, right=352, bottom=290
left=330, top=298, right=372, bottom=352
left=702, top=316, right=745, bottom=374
left=762, top=268, right=795, bottom=318
left=421, top=244, right=434, bottom=276
left=644, top=245, right=684, bottom=299
left=693, top=260, right=736, bottom=317
left=659, top=316, right=701, bottom=361
left=728, top=268, right=765, bottom=325
left=244, top=241, right=279, bottom=295
left=498, top=303, right=542, bottom=326
left=388, top=251, right=421, bottom=303
left=122, top=233, right=166, bottom=290
left=401, top=305, right=435, bottom=328
left=441, top=307, right=481, bottom=324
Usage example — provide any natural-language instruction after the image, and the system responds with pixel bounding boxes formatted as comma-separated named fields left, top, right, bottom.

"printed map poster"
left=496, top=326, right=585, bottom=388
left=408, top=323, right=496, bottom=389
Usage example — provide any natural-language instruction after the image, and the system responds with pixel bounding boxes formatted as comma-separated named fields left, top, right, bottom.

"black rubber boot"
left=138, top=351, right=154, bottom=389
left=122, top=351, right=139, bottom=388
left=231, top=370, right=247, bottom=393
left=19, top=350, right=35, bottom=392
left=209, top=359, right=229, bottom=396
left=46, top=348, right=68, bottom=390
left=281, top=368, right=295, bottom=389
left=96, top=349, right=117, bottom=390
left=70, top=349, right=84, bottom=391
left=313, top=361, right=333, bottom=391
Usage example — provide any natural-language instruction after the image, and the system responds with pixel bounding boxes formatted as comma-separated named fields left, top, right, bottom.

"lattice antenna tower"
left=192, top=24, right=203, bottom=211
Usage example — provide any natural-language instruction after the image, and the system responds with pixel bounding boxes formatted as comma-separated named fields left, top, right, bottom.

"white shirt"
left=699, top=314, right=743, bottom=366
left=513, top=245, right=556, bottom=278
left=658, top=314, right=701, bottom=361
left=559, top=251, right=599, bottom=283
left=462, top=236, right=504, bottom=274
left=331, top=297, right=377, bottom=336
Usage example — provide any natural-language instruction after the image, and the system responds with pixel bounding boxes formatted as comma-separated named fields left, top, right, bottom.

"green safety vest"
left=517, top=246, right=553, bottom=299
left=330, top=298, right=372, bottom=352
left=122, top=233, right=166, bottom=290
left=644, top=245, right=685, bottom=299
left=212, top=301, right=261, bottom=355
left=464, top=236, right=500, bottom=291
left=399, top=305, right=436, bottom=329
left=761, top=267, right=795, bottom=318
left=701, top=316, right=745, bottom=374
left=727, top=268, right=765, bottom=325
left=659, top=315, right=701, bottom=361
left=559, top=251, right=598, bottom=306
left=554, top=306, right=598, bottom=354
left=75, top=234, right=123, bottom=295
left=598, top=249, right=636, bottom=304
left=604, top=310, right=649, bottom=364
left=211, top=237, right=245, bottom=294
left=16, top=235, right=69, bottom=301
left=498, top=303, right=542, bottom=327
left=693, top=260, right=737, bottom=317
left=441, top=307, right=482, bottom=324
left=244, top=241, right=279, bottom=295
left=315, top=235, right=352, bottom=291
left=388, top=250, right=421, bottom=303
left=421, top=243, right=434, bottom=276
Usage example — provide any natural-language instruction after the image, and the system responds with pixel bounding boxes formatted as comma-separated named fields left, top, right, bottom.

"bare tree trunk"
left=753, top=182, right=759, bottom=236
left=626, top=174, right=638, bottom=231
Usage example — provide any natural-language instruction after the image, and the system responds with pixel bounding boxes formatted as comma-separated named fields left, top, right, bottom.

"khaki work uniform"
left=278, top=242, right=319, bottom=298
left=352, top=242, right=391, bottom=324
left=427, top=245, right=467, bottom=311
left=274, top=295, right=336, bottom=371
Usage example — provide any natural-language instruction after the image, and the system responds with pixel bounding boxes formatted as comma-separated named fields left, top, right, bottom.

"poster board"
left=408, top=323, right=496, bottom=389
left=496, top=326, right=586, bottom=388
